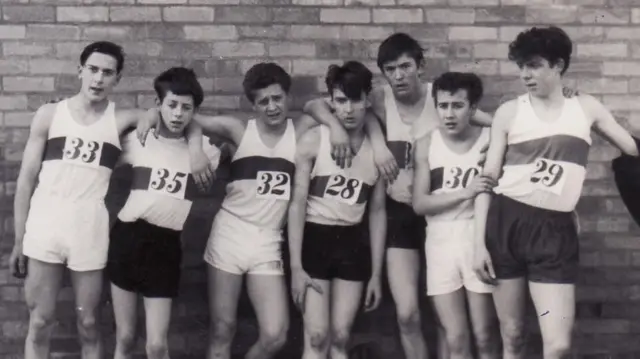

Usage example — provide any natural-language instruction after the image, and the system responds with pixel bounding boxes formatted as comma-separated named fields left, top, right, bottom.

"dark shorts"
left=302, top=221, right=370, bottom=282
left=386, top=197, right=425, bottom=250
left=486, top=195, right=579, bottom=284
left=107, top=219, right=183, bottom=298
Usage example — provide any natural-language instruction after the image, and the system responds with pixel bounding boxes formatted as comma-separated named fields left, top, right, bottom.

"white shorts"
left=425, top=219, right=493, bottom=296
left=204, top=210, right=284, bottom=276
left=23, top=197, right=110, bottom=272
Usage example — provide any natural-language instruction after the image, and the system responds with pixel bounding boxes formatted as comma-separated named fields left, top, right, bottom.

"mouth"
left=266, top=113, right=281, bottom=120
left=89, top=87, right=104, bottom=95
left=444, top=122, right=457, bottom=130
left=394, top=84, right=408, bottom=91
left=169, top=121, right=183, bottom=129
left=525, top=83, right=537, bottom=89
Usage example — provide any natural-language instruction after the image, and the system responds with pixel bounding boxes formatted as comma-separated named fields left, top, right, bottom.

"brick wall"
left=1, top=0, right=639, bottom=358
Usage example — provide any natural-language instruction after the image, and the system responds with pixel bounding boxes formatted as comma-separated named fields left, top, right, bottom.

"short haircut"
left=325, top=61, right=373, bottom=100
left=153, top=67, right=204, bottom=108
left=242, top=62, right=291, bottom=103
left=80, top=41, right=125, bottom=74
left=432, top=72, right=484, bottom=107
left=377, top=33, right=424, bottom=70
left=508, top=26, right=572, bottom=75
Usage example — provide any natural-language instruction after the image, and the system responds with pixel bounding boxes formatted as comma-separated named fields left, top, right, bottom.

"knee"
left=260, top=323, right=288, bottom=353
left=210, top=318, right=236, bottom=345
left=307, top=329, right=330, bottom=352
left=116, top=329, right=137, bottom=352
left=445, top=330, right=470, bottom=355
left=146, top=339, right=168, bottom=359
left=28, top=311, right=56, bottom=340
left=396, top=307, right=421, bottom=334
left=330, top=328, right=350, bottom=352
left=473, top=327, right=498, bottom=355
left=501, top=322, right=527, bottom=353
left=545, top=336, right=572, bottom=359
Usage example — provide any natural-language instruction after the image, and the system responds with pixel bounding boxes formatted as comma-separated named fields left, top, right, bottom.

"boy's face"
left=252, top=83, right=289, bottom=127
left=159, top=90, right=195, bottom=135
left=78, top=52, right=120, bottom=102
left=436, top=89, right=475, bottom=137
left=517, top=56, right=563, bottom=97
left=331, top=88, right=368, bottom=131
left=380, top=53, right=423, bottom=100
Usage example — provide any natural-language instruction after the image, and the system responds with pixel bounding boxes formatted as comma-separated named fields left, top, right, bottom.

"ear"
left=155, top=96, right=161, bottom=107
left=77, top=64, right=83, bottom=79
left=114, top=72, right=122, bottom=86
left=553, top=58, right=565, bottom=73
left=416, top=58, right=426, bottom=77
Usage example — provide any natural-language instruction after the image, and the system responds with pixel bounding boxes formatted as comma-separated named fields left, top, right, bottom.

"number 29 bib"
left=530, top=158, right=566, bottom=195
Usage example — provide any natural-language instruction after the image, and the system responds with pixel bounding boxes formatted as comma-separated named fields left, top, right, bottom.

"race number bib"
left=256, top=171, right=291, bottom=200
left=530, top=158, right=566, bottom=195
left=148, top=168, right=188, bottom=199
left=324, top=174, right=363, bottom=205
left=442, top=166, right=480, bottom=192
left=62, top=137, right=102, bottom=167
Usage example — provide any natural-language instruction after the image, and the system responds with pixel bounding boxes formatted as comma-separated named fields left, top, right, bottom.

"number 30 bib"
left=441, top=166, right=480, bottom=193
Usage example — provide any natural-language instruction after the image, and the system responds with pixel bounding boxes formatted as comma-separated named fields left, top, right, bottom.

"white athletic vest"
left=220, top=119, right=296, bottom=230
left=31, top=99, right=121, bottom=203
left=117, top=133, right=221, bottom=231
left=306, top=125, right=379, bottom=226
left=384, top=83, right=438, bottom=204
left=427, top=128, right=489, bottom=222
left=494, top=94, right=593, bottom=212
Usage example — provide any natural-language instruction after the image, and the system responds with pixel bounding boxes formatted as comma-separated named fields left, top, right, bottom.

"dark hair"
left=79, top=41, right=125, bottom=74
left=508, top=26, right=572, bottom=75
left=153, top=67, right=204, bottom=108
left=377, top=33, right=424, bottom=70
left=432, top=72, right=484, bottom=107
left=242, top=62, right=291, bottom=103
left=325, top=61, right=373, bottom=100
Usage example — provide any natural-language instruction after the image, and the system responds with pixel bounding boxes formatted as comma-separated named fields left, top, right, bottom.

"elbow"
left=412, top=201, right=430, bottom=216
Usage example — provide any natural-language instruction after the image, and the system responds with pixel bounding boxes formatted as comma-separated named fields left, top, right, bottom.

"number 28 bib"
left=324, top=174, right=363, bottom=205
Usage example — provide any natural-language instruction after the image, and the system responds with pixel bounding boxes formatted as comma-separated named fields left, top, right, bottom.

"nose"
left=444, top=105, right=454, bottom=118
left=266, top=99, right=277, bottom=112
left=393, top=68, right=404, bottom=81
left=173, top=106, right=184, bottom=118
left=345, top=101, right=354, bottom=113
left=93, top=71, right=105, bottom=84
left=520, top=67, right=532, bottom=80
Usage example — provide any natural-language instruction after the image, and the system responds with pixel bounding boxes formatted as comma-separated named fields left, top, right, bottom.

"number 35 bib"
left=131, top=166, right=196, bottom=201
left=530, top=158, right=566, bottom=195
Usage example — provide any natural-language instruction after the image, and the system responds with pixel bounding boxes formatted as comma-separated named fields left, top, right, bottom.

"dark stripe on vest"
left=130, top=166, right=199, bottom=201
left=504, top=135, right=590, bottom=167
left=308, top=175, right=372, bottom=204
left=430, top=167, right=444, bottom=191
left=387, top=141, right=411, bottom=170
left=43, top=136, right=121, bottom=169
left=230, top=156, right=295, bottom=182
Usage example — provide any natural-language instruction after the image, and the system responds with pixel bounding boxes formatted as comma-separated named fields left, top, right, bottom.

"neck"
left=445, top=124, right=480, bottom=142
left=532, top=84, right=564, bottom=106
left=70, top=93, right=108, bottom=112
left=256, top=117, right=288, bottom=135
left=395, top=84, right=425, bottom=106
left=156, top=122, right=184, bottom=139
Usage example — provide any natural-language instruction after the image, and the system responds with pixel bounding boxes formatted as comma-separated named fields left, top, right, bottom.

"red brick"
left=396, top=26, right=448, bottom=42
left=606, top=27, right=640, bottom=40
left=562, top=26, right=606, bottom=41
left=604, top=62, right=640, bottom=76
left=55, top=42, right=87, bottom=58
left=288, top=25, right=341, bottom=39
left=526, top=5, right=578, bottom=24
left=28, top=59, right=77, bottom=75
left=474, top=6, right=524, bottom=23
left=4, top=112, right=33, bottom=127
left=211, top=42, right=266, bottom=58
left=0, top=95, right=28, bottom=111
left=3, top=6, right=54, bottom=22
left=577, top=319, right=631, bottom=334
left=26, top=24, right=80, bottom=40
left=577, top=43, right=628, bottom=58
left=320, top=8, right=370, bottom=23
left=345, top=0, right=394, bottom=4
left=633, top=9, right=640, bottom=24
left=292, top=0, right=341, bottom=4
left=132, top=23, right=185, bottom=40
left=3, top=77, right=54, bottom=92
left=341, top=25, right=395, bottom=40
left=272, top=7, right=319, bottom=23
left=0, top=58, right=29, bottom=75
left=425, top=8, right=475, bottom=24
left=200, top=95, right=240, bottom=110
left=184, top=25, right=238, bottom=40
left=163, top=6, right=214, bottom=22
left=292, top=59, right=338, bottom=76
left=139, top=0, right=186, bottom=3
left=240, top=59, right=291, bottom=74
left=57, top=6, right=108, bottom=22
left=110, top=7, right=161, bottom=22
left=373, top=9, right=423, bottom=23
left=449, top=26, right=498, bottom=41
left=268, top=43, right=316, bottom=58
left=501, top=0, right=553, bottom=4
left=450, top=60, right=498, bottom=76
left=212, top=77, right=244, bottom=93
left=577, top=78, right=628, bottom=94
left=82, top=25, right=134, bottom=40
left=215, top=6, right=268, bottom=23
left=449, top=0, right=498, bottom=5
left=579, top=7, right=629, bottom=24
left=238, top=25, right=289, bottom=39
left=473, top=42, right=508, bottom=59
left=1, top=41, right=52, bottom=56
left=0, top=25, right=25, bottom=39
left=120, top=41, right=163, bottom=57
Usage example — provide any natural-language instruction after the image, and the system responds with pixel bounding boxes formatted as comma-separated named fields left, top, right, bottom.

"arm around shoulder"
left=581, top=94, right=640, bottom=157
